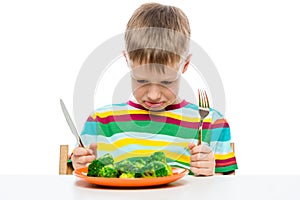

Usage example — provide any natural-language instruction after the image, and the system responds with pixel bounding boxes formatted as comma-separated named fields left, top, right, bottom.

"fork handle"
left=198, top=119, right=204, bottom=145
left=198, top=128, right=202, bottom=146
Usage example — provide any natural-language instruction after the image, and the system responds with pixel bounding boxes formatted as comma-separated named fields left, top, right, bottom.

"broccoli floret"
left=141, top=161, right=172, bottom=177
left=166, top=165, right=173, bottom=176
left=141, top=162, right=156, bottom=177
left=87, top=151, right=173, bottom=178
left=131, top=158, right=147, bottom=178
left=87, top=159, right=104, bottom=177
left=99, top=164, right=119, bottom=178
left=152, top=161, right=170, bottom=177
left=115, top=160, right=139, bottom=176
left=150, top=151, right=167, bottom=163
left=98, top=153, right=114, bottom=166
left=132, top=158, right=147, bottom=168
left=87, top=153, right=114, bottom=177
left=119, top=173, right=135, bottom=178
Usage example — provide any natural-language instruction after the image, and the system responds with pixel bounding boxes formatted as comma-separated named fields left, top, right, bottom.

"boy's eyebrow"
left=130, top=65, right=180, bottom=80
left=131, top=72, right=179, bottom=81
left=130, top=72, right=147, bottom=79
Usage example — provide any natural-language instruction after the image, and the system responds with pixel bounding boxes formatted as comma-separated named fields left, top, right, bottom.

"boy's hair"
left=125, top=3, right=191, bottom=66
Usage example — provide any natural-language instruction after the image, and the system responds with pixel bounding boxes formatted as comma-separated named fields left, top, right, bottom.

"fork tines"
left=198, top=89, right=210, bottom=109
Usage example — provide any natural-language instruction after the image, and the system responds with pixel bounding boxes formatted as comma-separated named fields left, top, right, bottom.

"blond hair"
left=125, top=3, right=190, bottom=66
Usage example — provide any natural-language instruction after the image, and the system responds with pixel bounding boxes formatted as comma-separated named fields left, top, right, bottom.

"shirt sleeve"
left=209, top=109, right=238, bottom=173
left=68, top=112, right=99, bottom=167
left=80, top=112, right=100, bottom=147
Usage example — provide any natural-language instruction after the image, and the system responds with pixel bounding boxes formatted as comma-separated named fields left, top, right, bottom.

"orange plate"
left=74, top=167, right=189, bottom=187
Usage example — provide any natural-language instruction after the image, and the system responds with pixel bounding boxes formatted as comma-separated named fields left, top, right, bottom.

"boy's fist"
left=71, top=143, right=97, bottom=170
left=188, top=142, right=215, bottom=176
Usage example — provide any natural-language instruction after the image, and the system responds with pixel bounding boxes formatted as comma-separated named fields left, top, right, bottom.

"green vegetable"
left=132, top=158, right=147, bottom=168
left=119, top=173, right=135, bottom=178
left=87, top=151, right=173, bottom=178
left=115, top=160, right=137, bottom=174
left=87, top=159, right=104, bottom=177
left=87, top=153, right=114, bottom=177
left=132, top=158, right=147, bottom=178
left=99, top=164, right=118, bottom=178
left=150, top=151, right=167, bottom=163
left=141, top=161, right=171, bottom=177
left=98, top=153, right=114, bottom=166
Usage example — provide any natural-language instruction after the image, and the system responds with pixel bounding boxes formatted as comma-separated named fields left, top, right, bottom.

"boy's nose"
left=147, top=84, right=162, bottom=101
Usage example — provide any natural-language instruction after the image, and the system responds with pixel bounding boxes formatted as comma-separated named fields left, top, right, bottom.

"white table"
left=0, top=175, right=299, bottom=200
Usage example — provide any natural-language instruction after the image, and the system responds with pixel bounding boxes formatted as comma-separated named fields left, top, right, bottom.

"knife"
left=60, top=99, right=84, bottom=147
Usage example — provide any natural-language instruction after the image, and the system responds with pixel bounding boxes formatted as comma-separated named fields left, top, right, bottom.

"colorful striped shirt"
left=80, top=100, right=238, bottom=173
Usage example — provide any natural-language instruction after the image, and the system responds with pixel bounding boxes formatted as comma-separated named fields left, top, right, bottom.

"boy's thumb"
left=188, top=142, right=196, bottom=150
left=89, top=143, right=98, bottom=156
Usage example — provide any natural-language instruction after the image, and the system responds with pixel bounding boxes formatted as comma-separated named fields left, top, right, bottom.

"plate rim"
left=74, top=167, right=189, bottom=187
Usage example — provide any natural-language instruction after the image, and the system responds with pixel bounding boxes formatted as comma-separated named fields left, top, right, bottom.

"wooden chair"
left=228, top=143, right=235, bottom=175
left=59, top=145, right=74, bottom=175
left=59, top=143, right=236, bottom=175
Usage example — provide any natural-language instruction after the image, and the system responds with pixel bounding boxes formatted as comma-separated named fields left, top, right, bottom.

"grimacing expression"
left=130, top=64, right=182, bottom=111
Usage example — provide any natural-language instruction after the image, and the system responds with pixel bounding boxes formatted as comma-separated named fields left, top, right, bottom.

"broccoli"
left=131, top=158, right=147, bottom=178
left=98, top=153, right=114, bottom=166
left=87, top=153, right=114, bottom=177
left=140, top=162, right=156, bottom=177
left=99, top=164, right=119, bottom=178
left=115, top=159, right=146, bottom=178
left=119, top=173, right=135, bottom=178
left=115, top=160, right=137, bottom=174
left=141, top=161, right=168, bottom=178
left=166, top=165, right=173, bottom=176
left=150, top=151, right=167, bottom=163
left=132, top=158, right=147, bottom=168
left=152, top=161, right=172, bottom=177
left=141, top=161, right=173, bottom=177
left=87, top=151, right=173, bottom=178
left=87, top=159, right=104, bottom=177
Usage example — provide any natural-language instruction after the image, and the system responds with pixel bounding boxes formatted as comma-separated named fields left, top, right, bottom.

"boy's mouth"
left=144, top=101, right=164, bottom=108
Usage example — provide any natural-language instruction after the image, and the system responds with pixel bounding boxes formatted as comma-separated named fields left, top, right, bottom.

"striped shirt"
left=81, top=100, right=238, bottom=173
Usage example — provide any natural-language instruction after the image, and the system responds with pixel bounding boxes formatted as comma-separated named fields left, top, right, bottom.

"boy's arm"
left=70, top=112, right=99, bottom=170
left=208, top=111, right=238, bottom=174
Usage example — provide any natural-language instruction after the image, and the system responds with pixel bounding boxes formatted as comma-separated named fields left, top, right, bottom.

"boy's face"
left=127, top=56, right=191, bottom=111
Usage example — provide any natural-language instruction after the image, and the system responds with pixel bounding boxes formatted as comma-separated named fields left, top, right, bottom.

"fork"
left=198, top=89, right=210, bottom=145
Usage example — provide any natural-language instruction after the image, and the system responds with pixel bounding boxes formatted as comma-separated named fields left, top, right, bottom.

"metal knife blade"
left=60, top=99, right=84, bottom=147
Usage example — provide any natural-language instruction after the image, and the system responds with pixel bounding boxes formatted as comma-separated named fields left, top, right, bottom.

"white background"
left=0, top=0, right=299, bottom=175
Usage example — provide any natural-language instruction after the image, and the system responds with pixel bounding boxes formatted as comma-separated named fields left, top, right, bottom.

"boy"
left=71, top=3, right=237, bottom=176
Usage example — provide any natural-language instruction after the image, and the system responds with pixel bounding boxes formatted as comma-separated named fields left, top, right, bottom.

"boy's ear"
left=182, top=54, right=192, bottom=74
left=122, top=50, right=128, bottom=64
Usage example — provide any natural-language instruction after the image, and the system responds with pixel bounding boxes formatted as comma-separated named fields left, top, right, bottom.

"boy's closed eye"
left=136, top=79, right=174, bottom=86
left=160, top=81, right=173, bottom=85
left=136, top=80, right=149, bottom=84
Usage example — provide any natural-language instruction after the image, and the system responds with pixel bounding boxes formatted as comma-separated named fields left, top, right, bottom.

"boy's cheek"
left=132, top=90, right=142, bottom=100
left=165, top=84, right=180, bottom=97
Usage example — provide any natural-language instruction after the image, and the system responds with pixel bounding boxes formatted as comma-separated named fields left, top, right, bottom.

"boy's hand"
left=188, top=142, right=215, bottom=176
left=71, top=143, right=97, bottom=170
